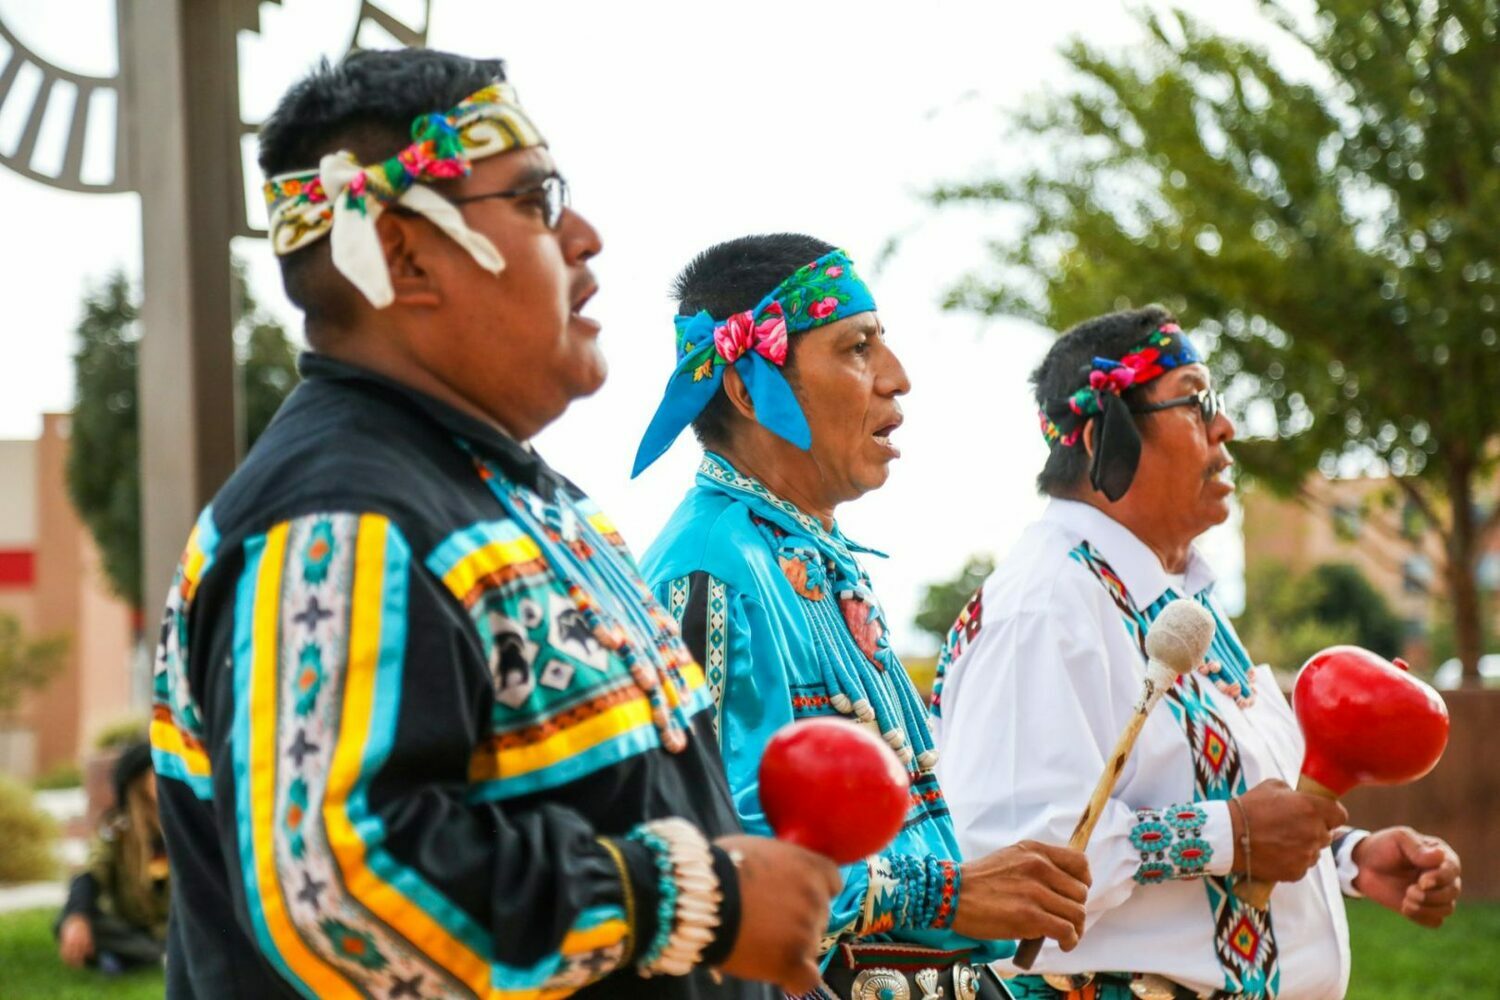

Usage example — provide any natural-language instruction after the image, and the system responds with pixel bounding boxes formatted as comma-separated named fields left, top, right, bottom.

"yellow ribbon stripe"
left=470, top=697, right=656, bottom=785
left=149, top=716, right=211, bottom=776
left=440, top=533, right=545, bottom=603
left=326, top=515, right=493, bottom=993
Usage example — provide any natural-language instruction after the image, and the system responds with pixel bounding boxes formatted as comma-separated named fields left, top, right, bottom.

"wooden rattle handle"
left=1012, top=707, right=1153, bottom=970
left=1231, top=775, right=1337, bottom=909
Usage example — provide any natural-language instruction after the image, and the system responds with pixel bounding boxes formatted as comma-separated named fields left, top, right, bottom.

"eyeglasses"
left=448, top=172, right=570, bottom=230
left=1130, top=387, right=1224, bottom=425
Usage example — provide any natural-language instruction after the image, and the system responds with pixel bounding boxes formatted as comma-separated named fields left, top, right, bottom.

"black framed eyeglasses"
left=1130, top=387, right=1223, bottom=425
left=449, top=172, right=570, bottom=230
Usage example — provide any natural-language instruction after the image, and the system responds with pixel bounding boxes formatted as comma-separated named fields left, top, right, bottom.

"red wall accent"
left=0, top=548, right=36, bottom=586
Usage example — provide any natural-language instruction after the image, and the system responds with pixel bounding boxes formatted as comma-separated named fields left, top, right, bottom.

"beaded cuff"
left=871, top=854, right=964, bottom=931
left=626, top=818, right=723, bottom=976
left=626, top=826, right=677, bottom=969
left=1131, top=802, right=1214, bottom=884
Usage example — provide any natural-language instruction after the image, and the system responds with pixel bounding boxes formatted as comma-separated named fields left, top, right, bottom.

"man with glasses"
left=150, top=49, right=839, bottom=1000
left=929, top=306, right=1461, bottom=999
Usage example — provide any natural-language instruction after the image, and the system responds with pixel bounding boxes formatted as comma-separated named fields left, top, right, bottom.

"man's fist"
left=1231, top=779, right=1347, bottom=883
left=1353, top=826, right=1462, bottom=928
left=952, top=841, right=1092, bottom=950
left=715, top=835, right=840, bottom=994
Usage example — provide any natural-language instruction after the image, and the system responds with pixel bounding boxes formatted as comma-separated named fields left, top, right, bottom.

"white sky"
left=0, top=0, right=1294, bottom=650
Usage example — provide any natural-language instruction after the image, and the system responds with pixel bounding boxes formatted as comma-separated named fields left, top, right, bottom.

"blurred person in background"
left=56, top=740, right=169, bottom=972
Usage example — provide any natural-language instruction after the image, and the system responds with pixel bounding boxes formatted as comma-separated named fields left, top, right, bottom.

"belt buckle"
left=852, top=968, right=910, bottom=1000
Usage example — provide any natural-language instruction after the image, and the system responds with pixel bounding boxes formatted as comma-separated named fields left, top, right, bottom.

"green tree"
left=1236, top=561, right=1405, bottom=674
left=0, top=613, right=67, bottom=714
left=1307, top=562, right=1405, bottom=657
left=67, top=262, right=299, bottom=609
left=931, top=1, right=1500, bottom=684
left=913, top=555, right=995, bottom=643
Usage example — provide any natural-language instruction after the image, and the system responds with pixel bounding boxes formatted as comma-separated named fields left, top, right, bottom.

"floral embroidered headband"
left=262, top=80, right=545, bottom=308
left=631, top=249, right=877, bottom=477
left=1038, top=323, right=1203, bottom=500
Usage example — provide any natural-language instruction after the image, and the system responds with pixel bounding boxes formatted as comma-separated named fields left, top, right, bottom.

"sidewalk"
left=0, top=880, right=65, bottom=915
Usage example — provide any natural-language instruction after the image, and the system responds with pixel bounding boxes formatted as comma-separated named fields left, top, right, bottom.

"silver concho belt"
left=850, top=963, right=982, bottom=1000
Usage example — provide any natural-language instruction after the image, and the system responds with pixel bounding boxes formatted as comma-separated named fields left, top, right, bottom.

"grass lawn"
left=1346, top=898, right=1500, bottom=998
left=0, top=900, right=1495, bottom=997
left=0, top=908, right=163, bottom=1000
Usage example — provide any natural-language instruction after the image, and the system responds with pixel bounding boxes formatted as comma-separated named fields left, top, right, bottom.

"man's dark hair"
left=258, top=49, right=507, bottom=333
left=1031, top=304, right=1177, bottom=497
left=671, top=233, right=835, bottom=449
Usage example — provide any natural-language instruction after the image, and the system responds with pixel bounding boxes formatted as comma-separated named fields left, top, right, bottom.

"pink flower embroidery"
left=398, top=144, right=432, bottom=176
left=713, top=311, right=756, bottom=363
left=715, top=304, right=789, bottom=366
left=425, top=157, right=468, bottom=179
left=825, top=265, right=844, bottom=278
left=398, top=142, right=468, bottom=181
left=808, top=296, right=838, bottom=320
left=752, top=302, right=788, bottom=365
left=1089, top=366, right=1137, bottom=393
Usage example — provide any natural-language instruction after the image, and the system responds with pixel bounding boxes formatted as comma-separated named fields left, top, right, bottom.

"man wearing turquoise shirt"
left=633, top=234, right=1092, bottom=1000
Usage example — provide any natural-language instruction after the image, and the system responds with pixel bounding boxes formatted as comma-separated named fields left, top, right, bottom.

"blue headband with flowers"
left=631, top=248, right=877, bottom=477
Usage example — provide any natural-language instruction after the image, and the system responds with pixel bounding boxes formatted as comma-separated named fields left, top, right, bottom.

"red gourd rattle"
left=1234, top=645, right=1449, bottom=908
left=759, top=717, right=911, bottom=864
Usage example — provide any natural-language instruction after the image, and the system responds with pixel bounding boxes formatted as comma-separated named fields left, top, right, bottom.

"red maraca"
left=759, top=717, right=911, bottom=864
left=1234, top=645, right=1449, bottom=908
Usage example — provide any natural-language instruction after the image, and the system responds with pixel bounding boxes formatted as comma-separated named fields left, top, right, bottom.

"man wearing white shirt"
left=931, top=306, right=1462, bottom=1000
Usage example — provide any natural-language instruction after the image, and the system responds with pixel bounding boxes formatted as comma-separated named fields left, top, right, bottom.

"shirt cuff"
left=1333, top=828, right=1371, bottom=898
left=605, top=835, right=741, bottom=971
left=1201, top=800, right=1236, bottom=878
left=605, top=837, right=665, bottom=967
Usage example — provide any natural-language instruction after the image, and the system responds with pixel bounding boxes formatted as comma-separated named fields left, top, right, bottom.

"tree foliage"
left=67, top=263, right=299, bottom=609
left=0, top=775, right=58, bottom=882
left=0, top=613, right=67, bottom=714
left=933, top=0, right=1500, bottom=679
left=1236, top=561, right=1405, bottom=674
left=914, top=555, right=995, bottom=642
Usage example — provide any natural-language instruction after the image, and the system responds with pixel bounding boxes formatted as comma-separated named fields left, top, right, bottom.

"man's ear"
left=1081, top=417, right=1097, bottom=461
left=722, top=365, right=757, bottom=421
left=378, top=212, right=442, bottom=308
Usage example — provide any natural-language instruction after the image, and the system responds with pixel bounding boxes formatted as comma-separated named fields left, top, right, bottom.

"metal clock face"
left=0, top=0, right=432, bottom=225
left=0, top=14, right=127, bottom=193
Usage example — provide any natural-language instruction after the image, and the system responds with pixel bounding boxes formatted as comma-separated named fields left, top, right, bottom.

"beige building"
left=0, top=414, right=140, bottom=781
left=1241, top=476, right=1500, bottom=671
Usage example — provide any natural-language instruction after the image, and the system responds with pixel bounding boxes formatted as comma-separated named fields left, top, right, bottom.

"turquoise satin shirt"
left=642, top=452, right=1010, bottom=964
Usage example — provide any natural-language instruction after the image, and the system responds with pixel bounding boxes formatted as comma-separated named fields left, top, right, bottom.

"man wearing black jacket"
left=149, top=48, right=837, bottom=1000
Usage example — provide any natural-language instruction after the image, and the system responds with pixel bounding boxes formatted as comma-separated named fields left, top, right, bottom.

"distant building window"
left=1332, top=504, right=1363, bottom=542
left=1403, top=555, right=1434, bottom=594
left=1479, top=554, right=1500, bottom=593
